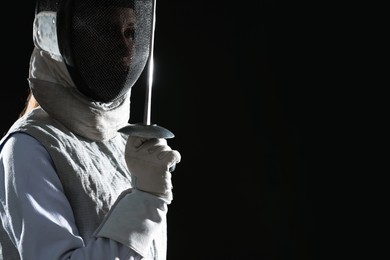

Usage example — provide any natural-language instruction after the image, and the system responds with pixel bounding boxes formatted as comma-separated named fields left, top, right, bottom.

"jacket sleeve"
left=94, top=188, right=169, bottom=258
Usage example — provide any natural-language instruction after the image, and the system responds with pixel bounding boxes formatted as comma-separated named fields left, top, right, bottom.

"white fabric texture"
left=94, top=189, right=169, bottom=257
left=0, top=133, right=141, bottom=260
left=33, top=11, right=62, bottom=60
left=0, top=106, right=171, bottom=259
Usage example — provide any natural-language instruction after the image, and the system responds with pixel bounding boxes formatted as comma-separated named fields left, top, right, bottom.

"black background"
left=2, top=1, right=378, bottom=260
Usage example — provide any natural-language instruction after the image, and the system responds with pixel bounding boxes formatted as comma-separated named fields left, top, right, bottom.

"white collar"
left=28, top=47, right=131, bottom=141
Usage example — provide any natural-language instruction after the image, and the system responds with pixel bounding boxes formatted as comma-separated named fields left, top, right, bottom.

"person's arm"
left=0, top=133, right=141, bottom=260
left=94, top=136, right=181, bottom=257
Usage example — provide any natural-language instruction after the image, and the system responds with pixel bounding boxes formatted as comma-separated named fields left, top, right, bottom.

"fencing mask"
left=34, top=0, right=153, bottom=103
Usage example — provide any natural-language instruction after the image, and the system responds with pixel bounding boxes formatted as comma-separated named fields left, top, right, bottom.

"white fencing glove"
left=125, top=136, right=181, bottom=202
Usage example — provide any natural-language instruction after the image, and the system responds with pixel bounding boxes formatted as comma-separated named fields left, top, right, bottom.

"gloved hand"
left=125, top=136, right=181, bottom=202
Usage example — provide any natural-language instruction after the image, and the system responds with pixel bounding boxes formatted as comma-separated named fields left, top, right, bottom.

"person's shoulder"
left=0, top=132, right=44, bottom=158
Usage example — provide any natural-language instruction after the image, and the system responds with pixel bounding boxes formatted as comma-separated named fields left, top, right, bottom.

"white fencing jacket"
left=0, top=48, right=169, bottom=260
